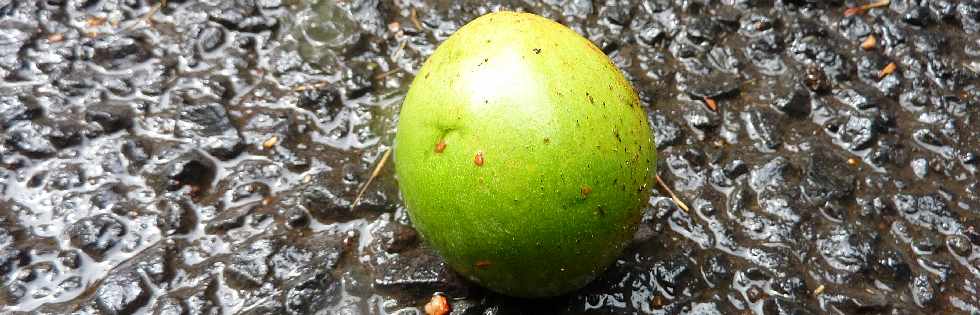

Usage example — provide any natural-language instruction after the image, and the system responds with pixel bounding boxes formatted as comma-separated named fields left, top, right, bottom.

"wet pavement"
left=0, top=0, right=978, bottom=314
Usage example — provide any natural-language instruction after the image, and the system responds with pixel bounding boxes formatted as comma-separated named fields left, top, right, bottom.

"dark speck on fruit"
left=533, top=48, right=541, bottom=54
left=475, top=260, right=492, bottom=269
left=581, top=185, right=592, bottom=197
left=474, top=151, right=485, bottom=166
left=435, top=139, right=446, bottom=153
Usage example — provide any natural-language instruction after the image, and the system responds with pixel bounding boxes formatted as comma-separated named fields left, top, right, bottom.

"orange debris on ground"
left=861, top=35, right=876, bottom=50
left=47, top=33, right=65, bottom=42
left=424, top=294, right=451, bottom=315
left=844, top=0, right=890, bottom=17
left=702, top=96, right=718, bottom=112
left=879, top=62, right=897, bottom=79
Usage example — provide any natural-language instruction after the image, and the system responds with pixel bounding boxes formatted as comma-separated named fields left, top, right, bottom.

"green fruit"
left=394, top=11, right=655, bottom=298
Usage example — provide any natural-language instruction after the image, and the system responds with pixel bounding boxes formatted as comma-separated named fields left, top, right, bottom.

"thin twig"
left=844, top=0, right=890, bottom=17
left=410, top=8, right=422, bottom=30
left=813, top=284, right=826, bottom=295
left=392, top=38, right=408, bottom=61
left=143, top=1, right=164, bottom=23
left=293, top=81, right=328, bottom=91
left=966, top=62, right=980, bottom=74
left=352, top=148, right=391, bottom=209
left=374, top=68, right=402, bottom=80
left=126, top=0, right=166, bottom=31
left=656, top=175, right=689, bottom=212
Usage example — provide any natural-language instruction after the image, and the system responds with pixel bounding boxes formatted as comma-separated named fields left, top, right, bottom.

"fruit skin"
left=394, top=11, right=655, bottom=298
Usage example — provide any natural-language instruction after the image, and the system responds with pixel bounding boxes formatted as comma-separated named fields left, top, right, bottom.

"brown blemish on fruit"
left=475, top=260, right=492, bottom=269
left=580, top=185, right=592, bottom=197
left=435, top=139, right=446, bottom=153
left=532, top=48, right=541, bottom=54
left=474, top=151, right=484, bottom=166
left=586, top=92, right=594, bottom=105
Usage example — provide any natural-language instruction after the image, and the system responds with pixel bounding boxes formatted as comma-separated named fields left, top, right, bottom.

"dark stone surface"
left=85, top=103, right=134, bottom=135
left=93, top=271, right=151, bottom=315
left=175, top=103, right=245, bottom=160
left=66, top=214, right=126, bottom=261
